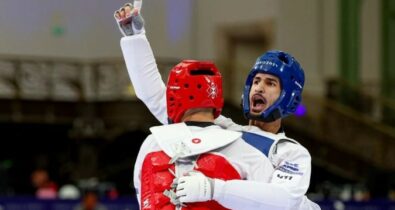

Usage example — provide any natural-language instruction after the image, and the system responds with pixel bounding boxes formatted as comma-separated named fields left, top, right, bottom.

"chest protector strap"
left=141, top=151, right=241, bottom=210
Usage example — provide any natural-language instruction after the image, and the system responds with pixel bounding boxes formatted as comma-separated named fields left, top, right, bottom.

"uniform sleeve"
left=120, top=34, right=168, bottom=125
left=211, top=139, right=294, bottom=210
left=212, top=142, right=314, bottom=210
left=213, top=179, right=295, bottom=210
left=270, top=141, right=312, bottom=198
left=212, top=180, right=320, bottom=210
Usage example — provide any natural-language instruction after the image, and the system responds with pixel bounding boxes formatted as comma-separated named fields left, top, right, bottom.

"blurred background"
left=0, top=0, right=394, bottom=209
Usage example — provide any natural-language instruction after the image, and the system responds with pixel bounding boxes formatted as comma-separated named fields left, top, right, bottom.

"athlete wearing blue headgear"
left=114, top=2, right=320, bottom=209
left=243, top=50, right=305, bottom=122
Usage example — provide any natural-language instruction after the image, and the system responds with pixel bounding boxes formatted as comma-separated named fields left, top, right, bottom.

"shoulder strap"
left=242, top=131, right=275, bottom=157
left=150, top=123, right=241, bottom=159
left=150, top=123, right=192, bottom=158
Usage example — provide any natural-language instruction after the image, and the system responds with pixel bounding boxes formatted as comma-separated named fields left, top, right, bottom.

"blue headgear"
left=242, top=50, right=305, bottom=122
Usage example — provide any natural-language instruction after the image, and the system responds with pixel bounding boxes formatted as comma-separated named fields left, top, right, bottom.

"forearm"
left=215, top=145, right=313, bottom=210
left=213, top=179, right=300, bottom=210
left=120, top=34, right=168, bottom=124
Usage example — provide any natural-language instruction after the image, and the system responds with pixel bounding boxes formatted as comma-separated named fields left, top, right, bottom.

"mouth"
left=250, top=94, right=267, bottom=114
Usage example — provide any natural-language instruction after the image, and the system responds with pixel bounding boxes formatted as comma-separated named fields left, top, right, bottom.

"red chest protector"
left=140, top=151, right=241, bottom=210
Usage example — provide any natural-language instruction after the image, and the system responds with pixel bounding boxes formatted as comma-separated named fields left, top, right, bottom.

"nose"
left=254, top=82, right=265, bottom=93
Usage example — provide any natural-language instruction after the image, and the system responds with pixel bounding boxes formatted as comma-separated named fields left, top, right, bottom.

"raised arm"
left=121, top=34, right=168, bottom=124
left=114, top=1, right=168, bottom=124
left=114, top=1, right=245, bottom=129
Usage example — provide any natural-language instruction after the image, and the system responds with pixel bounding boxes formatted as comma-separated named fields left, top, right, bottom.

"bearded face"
left=249, top=73, right=281, bottom=116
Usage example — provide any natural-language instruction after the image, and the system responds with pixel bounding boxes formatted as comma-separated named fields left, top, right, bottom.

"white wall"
left=360, top=0, right=381, bottom=94
left=194, top=0, right=277, bottom=60
left=0, top=0, right=194, bottom=59
left=321, top=0, right=339, bottom=80
left=276, top=0, right=324, bottom=95
left=0, top=0, right=382, bottom=97
left=143, top=0, right=195, bottom=59
left=193, top=0, right=340, bottom=96
left=0, top=0, right=119, bottom=58
left=0, top=0, right=112, bottom=57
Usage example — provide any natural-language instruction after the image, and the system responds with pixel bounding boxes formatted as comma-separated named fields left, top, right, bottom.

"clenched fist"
left=176, top=171, right=214, bottom=203
left=114, top=0, right=144, bottom=36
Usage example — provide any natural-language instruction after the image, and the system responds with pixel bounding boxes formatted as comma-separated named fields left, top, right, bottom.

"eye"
left=266, top=81, right=276, bottom=87
left=267, top=78, right=280, bottom=87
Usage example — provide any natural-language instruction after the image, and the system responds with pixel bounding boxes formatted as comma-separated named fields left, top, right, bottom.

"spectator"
left=31, top=169, right=58, bottom=199
left=73, top=190, right=108, bottom=210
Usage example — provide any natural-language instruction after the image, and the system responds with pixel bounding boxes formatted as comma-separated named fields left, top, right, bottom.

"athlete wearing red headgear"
left=115, top=1, right=320, bottom=209
left=166, top=60, right=223, bottom=124
left=133, top=60, right=274, bottom=210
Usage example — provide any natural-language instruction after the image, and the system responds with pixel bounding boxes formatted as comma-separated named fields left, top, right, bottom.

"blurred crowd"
left=30, top=168, right=115, bottom=210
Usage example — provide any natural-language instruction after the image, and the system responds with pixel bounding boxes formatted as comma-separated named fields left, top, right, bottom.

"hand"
left=114, top=0, right=145, bottom=36
left=176, top=171, right=214, bottom=203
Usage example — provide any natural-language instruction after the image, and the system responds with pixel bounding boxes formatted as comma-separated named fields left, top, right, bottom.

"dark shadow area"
left=0, top=122, right=149, bottom=198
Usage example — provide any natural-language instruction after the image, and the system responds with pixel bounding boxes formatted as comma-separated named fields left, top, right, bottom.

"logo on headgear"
left=254, top=61, right=279, bottom=70
left=207, top=82, right=218, bottom=99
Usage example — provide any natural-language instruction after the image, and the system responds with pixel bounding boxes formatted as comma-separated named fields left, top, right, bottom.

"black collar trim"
left=185, top=121, right=215, bottom=127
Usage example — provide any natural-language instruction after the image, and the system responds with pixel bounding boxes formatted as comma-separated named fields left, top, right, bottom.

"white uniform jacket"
left=134, top=123, right=274, bottom=210
left=123, top=34, right=320, bottom=210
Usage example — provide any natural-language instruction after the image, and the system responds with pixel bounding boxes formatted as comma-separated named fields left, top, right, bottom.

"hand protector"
left=114, top=1, right=145, bottom=36
left=176, top=171, right=214, bottom=203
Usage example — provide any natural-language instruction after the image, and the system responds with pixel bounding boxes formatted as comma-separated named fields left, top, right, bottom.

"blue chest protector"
left=242, top=131, right=275, bottom=157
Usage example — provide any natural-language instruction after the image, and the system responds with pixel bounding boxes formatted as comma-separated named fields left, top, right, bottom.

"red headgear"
left=166, top=60, right=223, bottom=123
